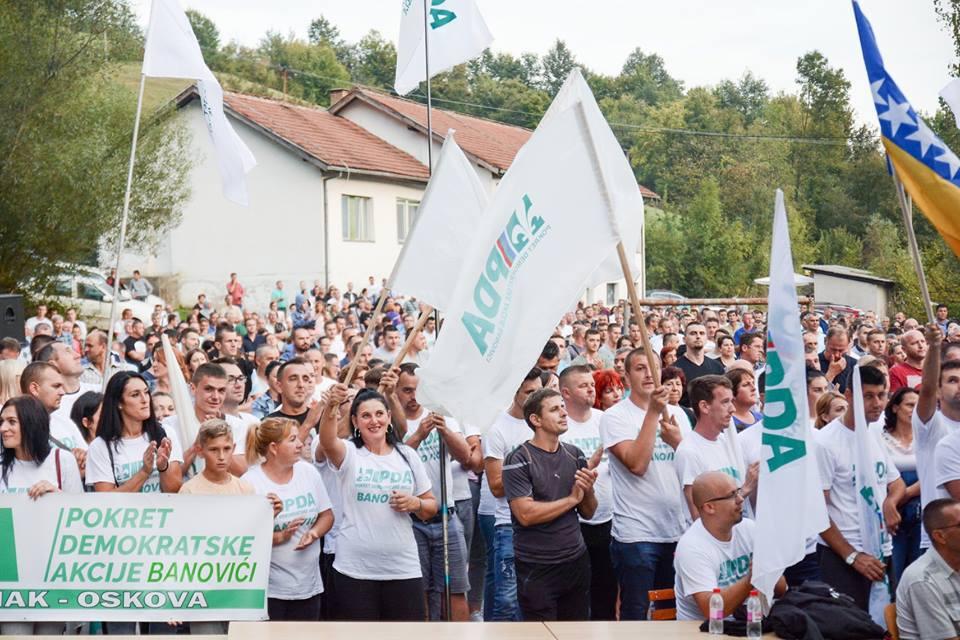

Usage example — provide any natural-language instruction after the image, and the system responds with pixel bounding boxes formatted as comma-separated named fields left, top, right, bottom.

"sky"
left=130, top=0, right=957, bottom=129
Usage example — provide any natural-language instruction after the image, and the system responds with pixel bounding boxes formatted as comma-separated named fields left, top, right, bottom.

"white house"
left=129, top=85, right=659, bottom=311
left=802, top=264, right=895, bottom=316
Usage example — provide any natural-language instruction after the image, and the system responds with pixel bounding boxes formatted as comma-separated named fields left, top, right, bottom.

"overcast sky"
left=131, top=0, right=956, bottom=128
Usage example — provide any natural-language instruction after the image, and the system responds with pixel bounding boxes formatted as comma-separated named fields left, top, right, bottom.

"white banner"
left=753, top=190, right=828, bottom=599
left=143, top=0, right=257, bottom=205
left=391, top=134, right=489, bottom=311
left=0, top=494, right=272, bottom=621
left=395, top=0, right=493, bottom=96
left=417, top=102, right=619, bottom=428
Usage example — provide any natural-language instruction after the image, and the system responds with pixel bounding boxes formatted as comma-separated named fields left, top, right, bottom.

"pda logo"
left=0, top=508, right=18, bottom=581
left=461, top=193, right=549, bottom=359
left=403, top=0, right=458, bottom=29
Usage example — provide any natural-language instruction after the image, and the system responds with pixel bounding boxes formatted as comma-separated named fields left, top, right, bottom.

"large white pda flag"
left=395, top=0, right=493, bottom=96
left=417, top=103, right=620, bottom=428
left=391, top=134, right=489, bottom=311
left=754, top=190, right=828, bottom=599
left=143, top=0, right=256, bottom=205
left=540, top=69, right=644, bottom=285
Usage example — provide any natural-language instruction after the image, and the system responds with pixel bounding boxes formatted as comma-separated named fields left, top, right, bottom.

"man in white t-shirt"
left=20, top=362, right=87, bottom=472
left=920, top=326, right=960, bottom=551
left=397, top=363, right=472, bottom=621
left=676, top=375, right=759, bottom=521
left=213, top=358, right=259, bottom=472
left=600, top=347, right=689, bottom=619
left=675, top=471, right=786, bottom=621
left=817, top=363, right=905, bottom=611
left=481, top=368, right=543, bottom=621
left=35, top=342, right=99, bottom=425
left=373, top=325, right=402, bottom=364
left=558, top=364, right=616, bottom=620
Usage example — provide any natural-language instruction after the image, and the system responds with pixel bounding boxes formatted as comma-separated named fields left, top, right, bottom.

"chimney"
left=329, top=88, right=350, bottom=106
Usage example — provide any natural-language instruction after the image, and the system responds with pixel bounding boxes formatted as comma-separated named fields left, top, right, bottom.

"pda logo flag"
left=417, top=102, right=620, bottom=430
left=394, top=0, right=493, bottom=96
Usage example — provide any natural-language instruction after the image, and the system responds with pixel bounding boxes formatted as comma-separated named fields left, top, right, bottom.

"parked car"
left=645, top=289, right=687, bottom=302
left=44, top=270, right=165, bottom=327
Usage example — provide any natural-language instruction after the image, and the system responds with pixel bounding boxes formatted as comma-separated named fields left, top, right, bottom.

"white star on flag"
left=904, top=119, right=940, bottom=157
left=934, top=146, right=960, bottom=179
left=871, top=79, right=887, bottom=107
left=878, top=97, right=916, bottom=137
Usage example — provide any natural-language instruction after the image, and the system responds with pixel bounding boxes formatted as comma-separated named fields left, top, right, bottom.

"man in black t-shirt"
left=503, top=388, right=597, bottom=621
left=675, top=322, right=724, bottom=406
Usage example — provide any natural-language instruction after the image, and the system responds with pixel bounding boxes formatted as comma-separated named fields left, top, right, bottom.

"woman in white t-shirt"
left=319, top=385, right=437, bottom=621
left=243, top=417, right=333, bottom=621
left=1, top=396, right=82, bottom=636
left=87, top=372, right=183, bottom=494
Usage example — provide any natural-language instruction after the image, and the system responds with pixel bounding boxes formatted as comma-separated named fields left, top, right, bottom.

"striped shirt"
left=896, top=545, right=960, bottom=640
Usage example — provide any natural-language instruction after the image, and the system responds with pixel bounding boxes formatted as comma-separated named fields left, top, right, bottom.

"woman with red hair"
left=593, top=369, right=624, bottom=410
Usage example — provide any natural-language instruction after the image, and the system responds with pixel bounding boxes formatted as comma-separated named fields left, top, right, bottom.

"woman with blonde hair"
left=0, top=359, right=25, bottom=404
left=149, top=343, right=190, bottom=394
left=815, top=391, right=847, bottom=429
left=242, top=417, right=333, bottom=621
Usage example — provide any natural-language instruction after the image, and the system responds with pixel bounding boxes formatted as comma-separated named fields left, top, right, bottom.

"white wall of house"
left=337, top=100, right=501, bottom=194
left=125, top=102, right=328, bottom=310
left=325, top=176, right=426, bottom=292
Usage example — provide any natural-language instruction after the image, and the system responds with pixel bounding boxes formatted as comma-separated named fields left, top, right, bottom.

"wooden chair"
left=884, top=602, right=899, bottom=640
left=647, top=588, right=677, bottom=620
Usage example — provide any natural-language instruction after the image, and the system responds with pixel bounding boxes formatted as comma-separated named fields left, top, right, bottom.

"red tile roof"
left=331, top=87, right=530, bottom=174
left=221, top=92, right=430, bottom=181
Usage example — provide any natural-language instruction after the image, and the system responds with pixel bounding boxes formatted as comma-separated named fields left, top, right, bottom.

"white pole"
left=102, top=72, right=147, bottom=392
left=421, top=0, right=451, bottom=621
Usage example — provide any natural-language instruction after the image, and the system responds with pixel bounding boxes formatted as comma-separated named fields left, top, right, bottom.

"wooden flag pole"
left=891, top=169, right=935, bottom=324
left=343, top=291, right=389, bottom=386
left=391, top=305, right=433, bottom=366
left=616, top=242, right=662, bottom=387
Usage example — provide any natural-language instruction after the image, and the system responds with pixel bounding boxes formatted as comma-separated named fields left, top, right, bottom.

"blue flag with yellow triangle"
left=853, top=0, right=960, bottom=256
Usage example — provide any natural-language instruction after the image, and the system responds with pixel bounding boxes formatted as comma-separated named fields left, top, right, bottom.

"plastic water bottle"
left=709, top=587, right=724, bottom=634
left=647, top=599, right=656, bottom=621
left=746, top=589, right=762, bottom=638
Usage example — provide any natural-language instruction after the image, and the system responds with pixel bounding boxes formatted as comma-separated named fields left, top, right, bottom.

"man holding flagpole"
left=816, top=363, right=905, bottom=614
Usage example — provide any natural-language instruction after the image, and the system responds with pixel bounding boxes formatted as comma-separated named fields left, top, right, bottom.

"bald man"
left=674, top=471, right=786, bottom=621
left=890, top=330, right=927, bottom=393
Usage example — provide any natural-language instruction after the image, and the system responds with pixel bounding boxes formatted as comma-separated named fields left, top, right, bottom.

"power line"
left=237, top=61, right=850, bottom=146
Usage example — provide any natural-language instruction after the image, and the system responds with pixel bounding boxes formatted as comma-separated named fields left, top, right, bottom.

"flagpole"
left=890, top=169, right=935, bottom=324
left=421, top=0, right=452, bottom=621
left=102, top=72, right=147, bottom=392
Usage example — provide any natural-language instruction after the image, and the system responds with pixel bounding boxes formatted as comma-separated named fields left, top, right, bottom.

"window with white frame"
left=606, top=283, right=618, bottom=306
left=342, top=195, right=374, bottom=242
left=396, top=198, right=420, bottom=243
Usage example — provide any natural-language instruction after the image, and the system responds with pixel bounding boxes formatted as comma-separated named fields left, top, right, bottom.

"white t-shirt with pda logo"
left=0, top=448, right=83, bottom=494
left=86, top=429, right=184, bottom=493
left=560, top=408, right=612, bottom=525
left=918, top=409, right=960, bottom=548
left=243, top=460, right=331, bottom=599
left=817, top=418, right=900, bottom=555
left=600, top=398, right=691, bottom=543
left=675, top=518, right=756, bottom=621
left=332, top=442, right=431, bottom=580
left=50, top=413, right=88, bottom=452
left=404, top=409, right=462, bottom=508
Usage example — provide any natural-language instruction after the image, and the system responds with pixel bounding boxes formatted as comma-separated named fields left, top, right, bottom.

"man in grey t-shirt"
left=503, top=388, right=597, bottom=621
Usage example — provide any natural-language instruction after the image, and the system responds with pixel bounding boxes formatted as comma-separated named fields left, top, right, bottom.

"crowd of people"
left=3, top=272, right=960, bottom=639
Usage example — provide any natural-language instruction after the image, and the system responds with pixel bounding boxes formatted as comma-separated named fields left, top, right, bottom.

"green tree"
left=186, top=10, right=220, bottom=65
left=0, top=0, right=190, bottom=295
left=350, top=30, right=397, bottom=89
left=714, top=71, right=768, bottom=126
left=541, top=40, right=577, bottom=95
left=619, top=48, right=683, bottom=106
left=258, top=32, right=350, bottom=104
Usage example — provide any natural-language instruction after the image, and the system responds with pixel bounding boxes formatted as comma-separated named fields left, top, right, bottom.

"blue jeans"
left=609, top=539, right=677, bottom=620
left=892, top=472, right=923, bottom=588
left=478, top=514, right=496, bottom=620
left=491, top=524, right=521, bottom=621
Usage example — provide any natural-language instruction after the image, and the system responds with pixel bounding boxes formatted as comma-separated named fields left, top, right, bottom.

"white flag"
left=852, top=366, right=892, bottom=624
left=143, top=0, right=256, bottom=205
left=391, top=133, right=489, bottom=311
left=417, top=103, right=620, bottom=428
left=394, top=0, right=493, bottom=96
left=940, top=78, right=960, bottom=130
left=538, top=69, right=644, bottom=286
left=753, top=190, right=828, bottom=599
left=160, top=334, right=199, bottom=450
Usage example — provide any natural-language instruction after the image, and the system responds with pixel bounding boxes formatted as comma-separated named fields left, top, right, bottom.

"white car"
left=47, top=271, right=165, bottom=327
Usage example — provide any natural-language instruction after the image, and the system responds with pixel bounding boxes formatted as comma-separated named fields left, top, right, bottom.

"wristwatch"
left=845, top=551, right=859, bottom=565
